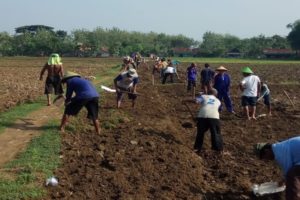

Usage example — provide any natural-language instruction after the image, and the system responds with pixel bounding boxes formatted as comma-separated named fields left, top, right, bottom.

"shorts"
left=263, top=94, right=271, bottom=106
left=187, top=80, right=196, bottom=91
left=117, top=88, right=137, bottom=101
left=44, top=76, right=63, bottom=95
left=241, top=96, right=257, bottom=107
left=64, top=97, right=99, bottom=120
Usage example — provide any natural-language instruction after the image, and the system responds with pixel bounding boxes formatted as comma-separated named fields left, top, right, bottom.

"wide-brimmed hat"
left=216, top=66, right=228, bottom=71
left=48, top=53, right=62, bottom=65
left=242, top=67, right=253, bottom=74
left=61, top=71, right=81, bottom=82
left=127, top=68, right=138, bottom=77
left=123, top=56, right=130, bottom=61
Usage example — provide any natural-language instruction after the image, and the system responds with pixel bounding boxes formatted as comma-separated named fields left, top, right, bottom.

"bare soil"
left=46, top=62, right=300, bottom=200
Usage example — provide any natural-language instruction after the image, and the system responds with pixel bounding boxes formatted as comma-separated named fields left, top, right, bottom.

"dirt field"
left=45, top=61, right=300, bottom=199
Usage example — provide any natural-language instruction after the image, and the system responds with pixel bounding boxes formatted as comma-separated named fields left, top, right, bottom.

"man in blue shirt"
left=258, top=136, right=300, bottom=199
left=213, top=66, right=234, bottom=113
left=60, top=71, right=100, bottom=134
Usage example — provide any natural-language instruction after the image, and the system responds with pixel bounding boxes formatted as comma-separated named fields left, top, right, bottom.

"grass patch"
left=174, top=57, right=300, bottom=64
left=0, top=101, right=43, bottom=134
left=0, top=120, right=61, bottom=200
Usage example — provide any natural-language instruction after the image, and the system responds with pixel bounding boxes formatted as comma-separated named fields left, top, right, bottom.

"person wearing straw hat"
left=256, top=136, right=300, bottom=200
left=59, top=71, right=100, bottom=134
left=213, top=66, right=235, bottom=113
left=39, top=53, right=64, bottom=106
left=239, top=67, right=261, bottom=120
left=114, top=68, right=139, bottom=108
left=121, top=56, right=136, bottom=71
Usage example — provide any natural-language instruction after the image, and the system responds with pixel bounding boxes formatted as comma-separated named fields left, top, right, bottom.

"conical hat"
left=48, top=53, right=62, bottom=65
left=242, top=67, right=253, bottom=74
left=216, top=66, right=228, bottom=71
left=61, top=71, right=81, bottom=82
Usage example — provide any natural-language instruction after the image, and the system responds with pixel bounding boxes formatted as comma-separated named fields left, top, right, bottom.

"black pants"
left=194, top=118, right=223, bottom=151
left=162, top=73, right=174, bottom=84
left=286, top=165, right=300, bottom=200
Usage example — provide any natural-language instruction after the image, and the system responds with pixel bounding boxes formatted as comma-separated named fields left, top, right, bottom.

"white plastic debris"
left=46, top=177, right=58, bottom=186
left=252, top=181, right=285, bottom=196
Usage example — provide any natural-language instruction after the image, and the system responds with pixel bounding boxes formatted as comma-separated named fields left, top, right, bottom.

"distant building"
left=172, top=47, right=198, bottom=57
left=98, top=47, right=110, bottom=57
left=263, top=48, right=297, bottom=58
left=227, top=49, right=242, bottom=58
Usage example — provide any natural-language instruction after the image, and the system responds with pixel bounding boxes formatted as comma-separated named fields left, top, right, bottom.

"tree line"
left=0, top=20, right=299, bottom=58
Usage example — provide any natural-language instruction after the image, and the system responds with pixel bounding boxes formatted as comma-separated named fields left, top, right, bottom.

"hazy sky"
left=0, top=0, right=299, bottom=41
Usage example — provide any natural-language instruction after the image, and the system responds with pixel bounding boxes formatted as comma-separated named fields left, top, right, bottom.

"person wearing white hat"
left=60, top=71, right=100, bottom=134
left=39, top=53, right=64, bottom=106
left=114, top=68, right=139, bottom=108
left=213, top=66, right=235, bottom=113
left=121, top=56, right=136, bottom=72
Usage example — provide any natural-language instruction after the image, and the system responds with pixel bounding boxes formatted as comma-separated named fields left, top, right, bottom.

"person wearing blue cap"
left=39, top=53, right=64, bottom=106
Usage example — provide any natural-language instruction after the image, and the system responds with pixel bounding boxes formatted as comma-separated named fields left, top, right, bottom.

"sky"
left=0, top=0, right=299, bottom=41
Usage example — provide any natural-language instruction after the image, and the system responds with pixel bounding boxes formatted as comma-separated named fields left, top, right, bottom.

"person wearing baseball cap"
left=239, top=67, right=261, bottom=120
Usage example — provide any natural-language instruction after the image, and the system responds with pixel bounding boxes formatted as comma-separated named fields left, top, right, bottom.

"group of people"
left=152, top=58, right=180, bottom=85
left=186, top=63, right=271, bottom=118
left=40, top=54, right=299, bottom=199
left=40, top=53, right=140, bottom=135
left=185, top=63, right=300, bottom=199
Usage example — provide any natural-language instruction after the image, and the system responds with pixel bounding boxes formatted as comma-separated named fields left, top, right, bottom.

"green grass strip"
left=0, top=120, right=61, bottom=200
left=0, top=101, right=43, bottom=134
left=174, top=57, right=300, bottom=64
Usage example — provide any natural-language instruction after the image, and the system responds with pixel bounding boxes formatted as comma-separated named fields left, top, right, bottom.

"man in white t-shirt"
left=184, top=88, right=223, bottom=153
left=239, top=67, right=261, bottom=120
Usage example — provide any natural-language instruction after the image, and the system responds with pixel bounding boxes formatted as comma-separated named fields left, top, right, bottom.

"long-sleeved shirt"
left=65, top=77, right=99, bottom=101
left=214, top=73, right=231, bottom=93
left=186, top=66, right=197, bottom=81
left=260, top=83, right=270, bottom=97
left=272, top=136, right=300, bottom=177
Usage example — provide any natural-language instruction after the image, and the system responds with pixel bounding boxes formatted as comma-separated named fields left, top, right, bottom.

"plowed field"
left=47, top=62, right=300, bottom=200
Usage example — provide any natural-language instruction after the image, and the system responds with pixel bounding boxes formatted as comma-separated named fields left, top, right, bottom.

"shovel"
left=101, top=85, right=140, bottom=95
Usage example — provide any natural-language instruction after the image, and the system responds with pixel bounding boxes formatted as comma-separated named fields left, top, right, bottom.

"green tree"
left=287, top=20, right=300, bottom=51
left=0, top=32, right=13, bottom=55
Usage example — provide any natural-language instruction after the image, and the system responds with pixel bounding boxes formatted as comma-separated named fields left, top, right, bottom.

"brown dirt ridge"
left=47, top=62, right=300, bottom=200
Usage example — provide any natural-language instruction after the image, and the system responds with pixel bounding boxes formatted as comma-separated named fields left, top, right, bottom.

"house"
left=227, top=49, right=242, bottom=58
left=172, top=47, right=198, bottom=57
left=263, top=48, right=297, bottom=58
left=98, top=47, right=110, bottom=57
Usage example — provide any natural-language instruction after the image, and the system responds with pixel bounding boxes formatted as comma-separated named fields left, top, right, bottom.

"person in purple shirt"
left=213, top=66, right=234, bottom=113
left=59, top=71, right=100, bottom=134
left=257, top=136, right=300, bottom=199
left=186, top=63, right=197, bottom=98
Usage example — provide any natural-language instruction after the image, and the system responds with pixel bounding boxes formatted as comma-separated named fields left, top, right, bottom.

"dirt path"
left=0, top=105, right=62, bottom=167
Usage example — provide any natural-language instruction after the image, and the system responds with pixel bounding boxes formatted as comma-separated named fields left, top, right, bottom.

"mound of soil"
left=47, top=63, right=300, bottom=200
